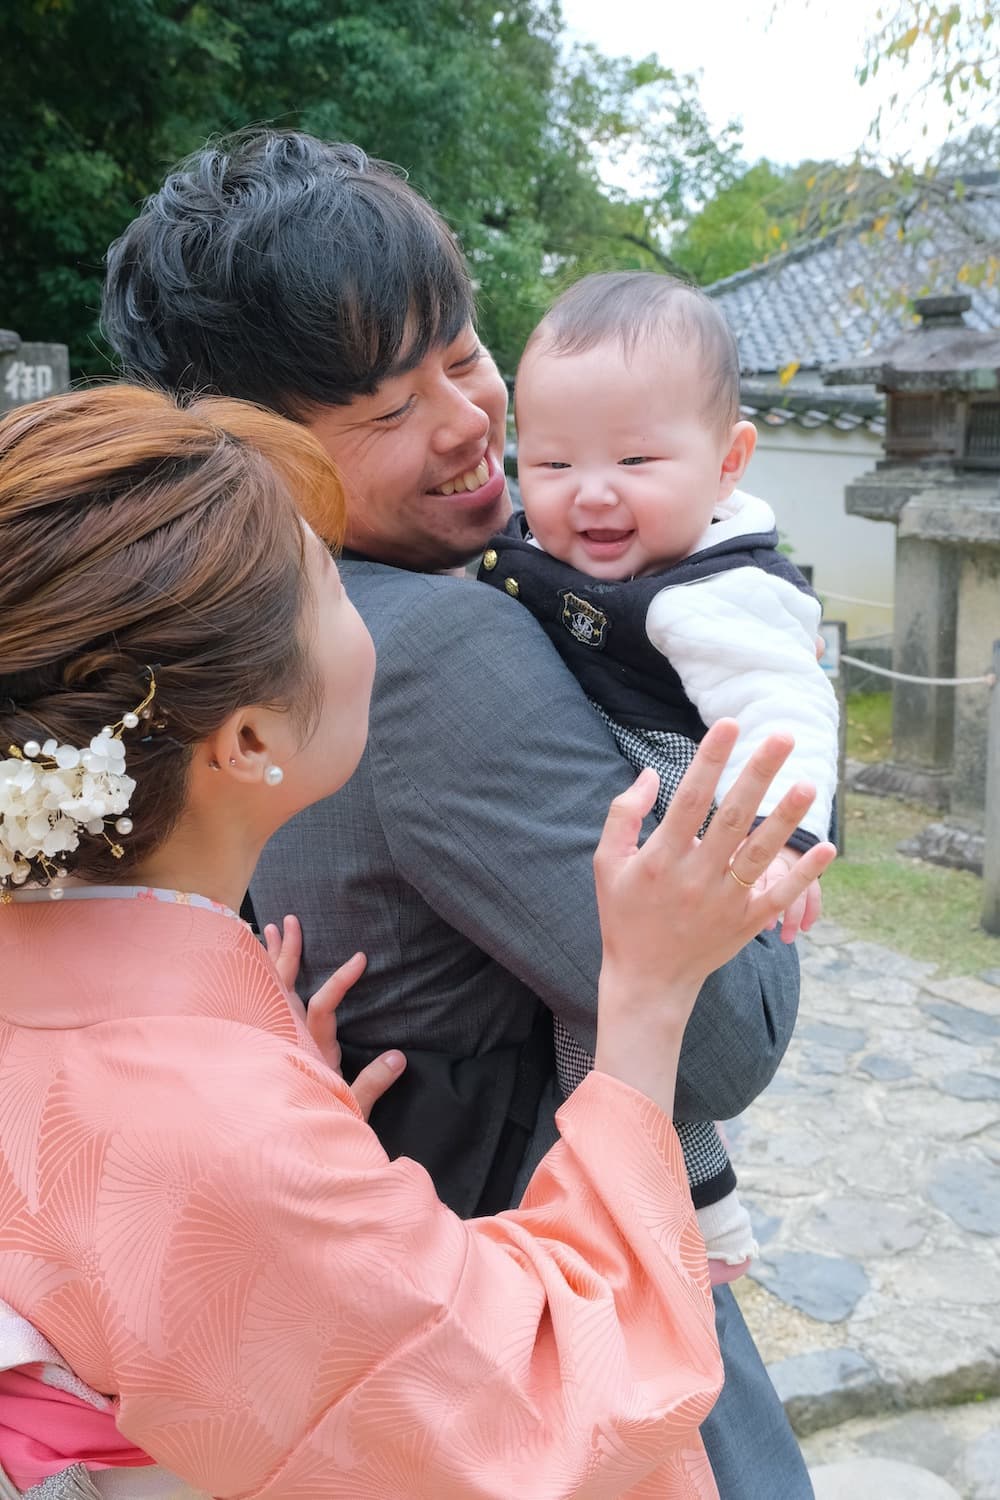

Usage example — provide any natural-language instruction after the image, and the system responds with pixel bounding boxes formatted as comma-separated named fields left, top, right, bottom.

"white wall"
left=747, top=421, right=895, bottom=642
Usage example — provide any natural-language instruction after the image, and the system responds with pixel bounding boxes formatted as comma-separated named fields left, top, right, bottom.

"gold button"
left=505, top=577, right=520, bottom=598
left=482, top=548, right=498, bottom=571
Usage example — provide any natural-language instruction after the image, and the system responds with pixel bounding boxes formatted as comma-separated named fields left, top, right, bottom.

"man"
left=103, top=128, right=813, bottom=1497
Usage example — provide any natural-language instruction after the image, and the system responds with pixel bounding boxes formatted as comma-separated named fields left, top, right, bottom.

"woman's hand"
left=592, top=721, right=835, bottom=1113
left=264, top=915, right=405, bottom=1119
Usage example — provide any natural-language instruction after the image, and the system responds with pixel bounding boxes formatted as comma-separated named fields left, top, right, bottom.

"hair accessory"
left=0, top=668, right=157, bottom=897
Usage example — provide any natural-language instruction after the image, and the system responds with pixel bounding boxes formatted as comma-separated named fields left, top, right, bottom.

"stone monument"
left=0, top=328, right=70, bottom=414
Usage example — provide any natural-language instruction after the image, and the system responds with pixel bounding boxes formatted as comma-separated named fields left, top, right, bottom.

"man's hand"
left=264, top=915, right=406, bottom=1118
left=752, top=849, right=823, bottom=943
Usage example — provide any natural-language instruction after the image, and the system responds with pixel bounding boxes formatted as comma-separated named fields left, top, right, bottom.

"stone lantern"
left=825, top=294, right=1000, bottom=823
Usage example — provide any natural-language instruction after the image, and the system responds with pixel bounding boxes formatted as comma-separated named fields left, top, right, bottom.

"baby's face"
left=516, top=336, right=734, bottom=580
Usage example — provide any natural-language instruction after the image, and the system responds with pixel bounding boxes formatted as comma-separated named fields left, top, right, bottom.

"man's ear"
left=719, top=421, right=757, bottom=500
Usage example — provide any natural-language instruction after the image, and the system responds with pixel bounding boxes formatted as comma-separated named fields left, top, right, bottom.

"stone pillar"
left=891, top=527, right=959, bottom=770
left=902, top=484, right=1000, bottom=822
left=951, top=544, right=1000, bottom=817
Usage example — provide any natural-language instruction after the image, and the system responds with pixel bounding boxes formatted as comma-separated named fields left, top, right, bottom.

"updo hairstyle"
left=0, top=384, right=344, bottom=885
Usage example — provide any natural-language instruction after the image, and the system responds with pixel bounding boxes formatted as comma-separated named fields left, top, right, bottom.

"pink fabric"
left=0, top=1368, right=152, bottom=1488
left=0, top=897, right=722, bottom=1498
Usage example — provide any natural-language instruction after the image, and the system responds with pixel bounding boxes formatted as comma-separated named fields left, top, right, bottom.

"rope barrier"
left=819, top=590, right=894, bottom=610
left=839, top=654, right=997, bottom=688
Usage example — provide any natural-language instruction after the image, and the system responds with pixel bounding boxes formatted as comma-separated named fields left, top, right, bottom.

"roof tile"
left=707, top=178, right=1000, bottom=375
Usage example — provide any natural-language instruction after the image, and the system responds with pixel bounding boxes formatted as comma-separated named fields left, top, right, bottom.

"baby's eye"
left=544, top=461, right=571, bottom=470
left=620, top=456, right=650, bottom=466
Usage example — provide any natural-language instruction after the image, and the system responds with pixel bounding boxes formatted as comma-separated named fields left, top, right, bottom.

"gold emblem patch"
left=559, top=590, right=608, bottom=649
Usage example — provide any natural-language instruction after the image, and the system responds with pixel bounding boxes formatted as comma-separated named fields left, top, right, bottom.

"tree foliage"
left=861, top=0, right=998, bottom=128
left=0, top=0, right=742, bottom=376
left=671, top=161, right=821, bottom=284
left=676, top=2, right=1000, bottom=294
left=670, top=158, right=906, bottom=286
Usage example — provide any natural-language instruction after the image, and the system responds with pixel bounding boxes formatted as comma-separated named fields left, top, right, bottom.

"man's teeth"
left=436, top=459, right=489, bottom=496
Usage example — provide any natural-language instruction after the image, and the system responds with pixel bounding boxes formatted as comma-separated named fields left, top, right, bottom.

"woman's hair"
left=102, top=130, right=475, bottom=418
left=0, top=384, right=344, bottom=884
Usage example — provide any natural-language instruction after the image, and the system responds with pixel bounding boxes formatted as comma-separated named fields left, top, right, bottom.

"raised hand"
left=592, top=721, right=836, bottom=1114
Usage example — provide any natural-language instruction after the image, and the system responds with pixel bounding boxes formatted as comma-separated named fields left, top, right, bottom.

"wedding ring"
left=727, top=856, right=756, bottom=890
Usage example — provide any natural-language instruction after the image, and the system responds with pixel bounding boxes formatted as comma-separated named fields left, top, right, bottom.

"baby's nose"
left=577, top=475, right=618, bottom=505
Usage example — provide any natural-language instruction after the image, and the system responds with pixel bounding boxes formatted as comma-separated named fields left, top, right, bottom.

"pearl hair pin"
left=1, top=666, right=159, bottom=898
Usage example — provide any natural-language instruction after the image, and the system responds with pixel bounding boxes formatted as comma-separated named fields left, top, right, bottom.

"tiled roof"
left=706, top=175, right=1000, bottom=377
left=739, top=375, right=886, bottom=437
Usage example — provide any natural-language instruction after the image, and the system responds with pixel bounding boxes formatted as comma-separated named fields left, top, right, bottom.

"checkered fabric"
left=589, top=705, right=708, bottom=826
left=554, top=1024, right=732, bottom=1192
left=553, top=702, right=732, bottom=1202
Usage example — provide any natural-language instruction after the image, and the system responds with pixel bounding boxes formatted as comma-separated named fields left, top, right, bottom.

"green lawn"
left=819, top=691, right=1000, bottom=976
left=845, top=690, right=892, bottom=762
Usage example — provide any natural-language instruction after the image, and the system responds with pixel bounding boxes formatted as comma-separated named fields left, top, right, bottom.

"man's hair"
left=522, top=271, right=742, bottom=431
left=102, top=130, right=475, bottom=418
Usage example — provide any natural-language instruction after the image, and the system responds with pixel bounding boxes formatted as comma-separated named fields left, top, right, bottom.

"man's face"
left=307, top=327, right=511, bottom=572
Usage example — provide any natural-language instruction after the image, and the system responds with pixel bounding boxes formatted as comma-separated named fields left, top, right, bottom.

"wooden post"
left=819, top=620, right=848, bottom=857
left=981, top=641, right=1000, bottom=934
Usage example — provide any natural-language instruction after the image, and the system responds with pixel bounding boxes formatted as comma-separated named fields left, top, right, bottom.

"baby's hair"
left=521, top=271, right=741, bottom=432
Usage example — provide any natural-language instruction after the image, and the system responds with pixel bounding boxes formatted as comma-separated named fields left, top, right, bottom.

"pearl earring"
left=264, top=764, right=284, bottom=787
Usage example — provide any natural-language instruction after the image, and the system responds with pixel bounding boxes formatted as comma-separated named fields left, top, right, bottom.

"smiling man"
left=102, top=129, right=814, bottom=1499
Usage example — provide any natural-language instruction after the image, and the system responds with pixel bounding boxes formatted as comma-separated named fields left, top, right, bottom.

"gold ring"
left=727, top=856, right=756, bottom=890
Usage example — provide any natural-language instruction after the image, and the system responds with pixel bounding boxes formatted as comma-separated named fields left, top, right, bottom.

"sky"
left=558, top=0, right=960, bottom=171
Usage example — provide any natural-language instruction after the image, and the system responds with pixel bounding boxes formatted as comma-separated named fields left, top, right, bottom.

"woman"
left=0, top=385, right=833, bottom=1498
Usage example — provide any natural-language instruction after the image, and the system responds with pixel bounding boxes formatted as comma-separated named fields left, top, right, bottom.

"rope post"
left=819, top=619, right=848, bottom=858
left=981, top=641, right=1000, bottom=936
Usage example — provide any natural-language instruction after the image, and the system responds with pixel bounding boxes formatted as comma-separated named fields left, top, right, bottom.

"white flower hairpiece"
left=0, top=669, right=157, bottom=898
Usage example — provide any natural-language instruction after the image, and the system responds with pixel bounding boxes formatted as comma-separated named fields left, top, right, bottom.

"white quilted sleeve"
left=645, top=568, right=839, bottom=842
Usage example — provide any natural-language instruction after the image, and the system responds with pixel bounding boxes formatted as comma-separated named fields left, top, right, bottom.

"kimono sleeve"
left=112, top=1042, right=722, bottom=1500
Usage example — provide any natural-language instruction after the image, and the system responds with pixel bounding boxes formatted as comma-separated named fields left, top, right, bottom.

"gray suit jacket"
left=250, top=559, right=800, bottom=1216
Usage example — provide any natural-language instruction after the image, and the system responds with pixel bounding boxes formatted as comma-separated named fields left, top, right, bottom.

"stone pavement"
left=726, top=919, right=1000, bottom=1497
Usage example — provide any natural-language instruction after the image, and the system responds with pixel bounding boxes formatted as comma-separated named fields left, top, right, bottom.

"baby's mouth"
left=581, top=529, right=633, bottom=543
left=430, top=459, right=490, bottom=496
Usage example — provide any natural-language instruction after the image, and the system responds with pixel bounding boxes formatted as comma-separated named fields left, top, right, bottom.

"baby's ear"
left=718, top=421, right=757, bottom=498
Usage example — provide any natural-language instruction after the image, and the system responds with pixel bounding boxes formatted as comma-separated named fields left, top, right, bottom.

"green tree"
left=670, top=161, right=811, bottom=284
left=669, top=158, right=904, bottom=286
left=0, top=0, right=741, bottom=378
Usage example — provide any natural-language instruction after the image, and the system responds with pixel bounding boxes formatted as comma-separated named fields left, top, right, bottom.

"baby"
left=479, top=270, right=839, bottom=1280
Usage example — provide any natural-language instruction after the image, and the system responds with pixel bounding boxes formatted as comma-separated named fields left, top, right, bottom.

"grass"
left=818, top=690, right=1000, bottom=976
left=845, top=690, right=892, bottom=762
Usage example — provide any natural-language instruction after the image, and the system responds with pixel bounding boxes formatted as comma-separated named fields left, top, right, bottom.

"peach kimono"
left=0, top=893, right=721, bottom=1498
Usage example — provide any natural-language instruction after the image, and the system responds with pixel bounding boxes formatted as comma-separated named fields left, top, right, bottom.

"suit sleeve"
left=366, top=580, right=801, bottom=1121
left=646, top=568, right=839, bottom=845
left=109, top=1051, right=721, bottom=1498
